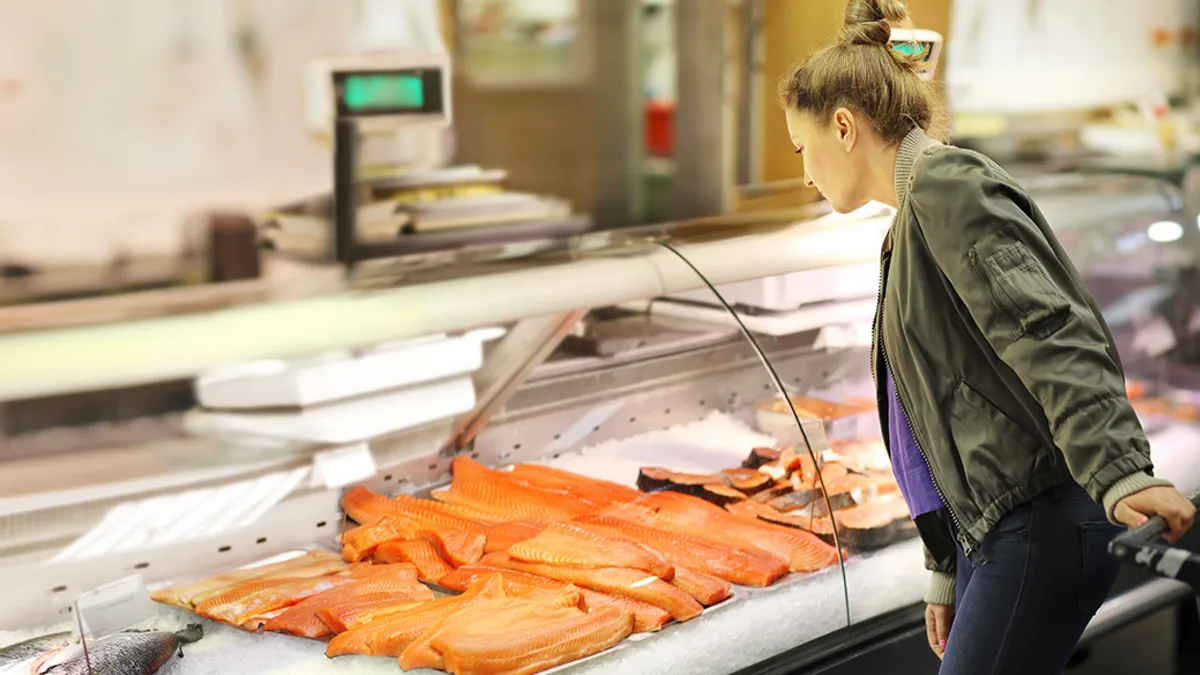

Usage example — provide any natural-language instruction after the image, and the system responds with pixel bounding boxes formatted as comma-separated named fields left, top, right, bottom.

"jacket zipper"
left=874, top=251, right=984, bottom=563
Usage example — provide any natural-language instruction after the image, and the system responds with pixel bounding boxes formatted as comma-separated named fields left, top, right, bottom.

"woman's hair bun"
left=839, top=0, right=909, bottom=47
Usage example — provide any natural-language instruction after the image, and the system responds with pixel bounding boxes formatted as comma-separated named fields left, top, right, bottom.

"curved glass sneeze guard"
left=349, top=203, right=835, bottom=290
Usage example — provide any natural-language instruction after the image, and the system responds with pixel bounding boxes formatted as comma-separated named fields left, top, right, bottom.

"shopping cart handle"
left=1108, top=492, right=1200, bottom=590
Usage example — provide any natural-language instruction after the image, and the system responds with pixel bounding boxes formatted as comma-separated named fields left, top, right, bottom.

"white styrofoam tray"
left=196, top=329, right=501, bottom=410
left=185, top=376, right=475, bottom=448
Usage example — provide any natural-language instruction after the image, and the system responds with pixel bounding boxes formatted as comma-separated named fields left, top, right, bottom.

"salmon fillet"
left=438, top=565, right=671, bottom=633
left=151, top=550, right=345, bottom=609
left=340, top=510, right=486, bottom=567
left=399, top=591, right=584, bottom=672
left=433, top=458, right=601, bottom=522
left=342, top=486, right=493, bottom=530
left=508, top=522, right=674, bottom=580
left=572, top=513, right=788, bottom=586
left=374, top=539, right=455, bottom=583
left=483, top=521, right=549, bottom=554
left=670, top=566, right=731, bottom=606
left=507, top=464, right=644, bottom=505
left=264, top=565, right=431, bottom=637
left=326, top=575, right=508, bottom=658
left=196, top=569, right=362, bottom=626
left=612, top=492, right=841, bottom=573
left=318, top=596, right=431, bottom=634
left=480, top=552, right=703, bottom=622
left=436, top=604, right=633, bottom=675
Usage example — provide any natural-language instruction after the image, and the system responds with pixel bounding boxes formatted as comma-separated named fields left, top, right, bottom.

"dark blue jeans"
left=940, top=483, right=1123, bottom=675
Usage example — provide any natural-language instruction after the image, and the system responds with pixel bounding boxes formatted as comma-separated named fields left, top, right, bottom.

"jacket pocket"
left=976, top=242, right=1070, bottom=339
left=945, top=380, right=1042, bottom=509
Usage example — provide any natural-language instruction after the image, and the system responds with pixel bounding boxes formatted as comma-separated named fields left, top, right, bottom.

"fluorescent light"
left=1148, top=220, right=1183, bottom=243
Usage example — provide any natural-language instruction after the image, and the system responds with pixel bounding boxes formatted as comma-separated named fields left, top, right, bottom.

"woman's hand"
left=1114, top=486, right=1197, bottom=544
left=925, top=602, right=954, bottom=660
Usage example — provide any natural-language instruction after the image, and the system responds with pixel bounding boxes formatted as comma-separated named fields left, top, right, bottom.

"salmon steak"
left=374, top=539, right=455, bottom=583
left=325, top=575, right=509, bottom=658
left=433, top=458, right=602, bottom=522
left=398, top=590, right=584, bottom=672
left=479, top=552, right=703, bottom=622
left=151, top=550, right=345, bottom=609
left=572, top=513, right=788, bottom=587
left=438, top=565, right=671, bottom=633
left=506, top=464, right=644, bottom=506
left=507, top=522, right=674, bottom=580
left=264, top=564, right=431, bottom=637
left=435, top=604, right=633, bottom=675
left=614, top=492, right=841, bottom=573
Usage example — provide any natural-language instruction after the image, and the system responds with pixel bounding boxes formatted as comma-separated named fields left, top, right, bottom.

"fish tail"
left=174, top=624, right=204, bottom=645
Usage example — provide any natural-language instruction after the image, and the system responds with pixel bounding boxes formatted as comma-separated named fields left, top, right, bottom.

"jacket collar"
left=893, top=127, right=942, bottom=210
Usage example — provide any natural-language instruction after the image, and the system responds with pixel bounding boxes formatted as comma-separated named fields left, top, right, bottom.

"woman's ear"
left=833, top=107, right=857, bottom=150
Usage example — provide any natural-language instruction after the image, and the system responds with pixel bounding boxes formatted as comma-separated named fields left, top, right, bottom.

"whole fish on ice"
left=28, top=625, right=202, bottom=675
left=0, top=633, right=71, bottom=670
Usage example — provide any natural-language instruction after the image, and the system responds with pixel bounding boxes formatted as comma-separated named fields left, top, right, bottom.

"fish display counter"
left=2, top=171, right=1200, bottom=675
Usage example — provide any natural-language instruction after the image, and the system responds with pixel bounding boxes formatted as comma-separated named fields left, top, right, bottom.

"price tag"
left=1133, top=317, right=1176, bottom=358
left=312, top=443, right=377, bottom=489
left=73, top=575, right=154, bottom=638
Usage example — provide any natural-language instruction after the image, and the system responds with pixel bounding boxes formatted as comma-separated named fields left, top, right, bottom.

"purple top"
left=885, top=364, right=946, bottom=517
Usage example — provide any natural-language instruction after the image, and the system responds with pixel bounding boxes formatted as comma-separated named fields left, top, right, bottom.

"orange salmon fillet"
left=508, top=522, right=674, bottom=580
left=506, top=464, right=643, bottom=505
left=264, top=564, right=430, bottom=637
left=670, top=566, right=731, bottom=606
left=342, top=486, right=494, bottom=531
left=573, top=513, right=788, bottom=586
left=433, top=458, right=601, bottom=522
left=374, top=539, right=455, bottom=583
left=326, top=575, right=508, bottom=658
left=151, top=550, right=345, bottom=609
left=435, top=604, right=633, bottom=675
left=196, top=569, right=362, bottom=626
left=438, top=565, right=671, bottom=634
left=480, top=552, right=702, bottom=622
left=399, top=591, right=583, bottom=672
left=483, top=521, right=549, bottom=554
left=611, top=492, right=841, bottom=573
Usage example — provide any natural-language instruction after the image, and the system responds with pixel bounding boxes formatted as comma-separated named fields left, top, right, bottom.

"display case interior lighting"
left=1147, top=220, right=1184, bottom=243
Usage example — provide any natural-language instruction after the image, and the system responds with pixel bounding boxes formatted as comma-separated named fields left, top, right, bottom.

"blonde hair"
left=777, top=0, right=949, bottom=145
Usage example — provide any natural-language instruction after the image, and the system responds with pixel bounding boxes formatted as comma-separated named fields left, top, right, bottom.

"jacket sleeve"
left=923, top=544, right=956, bottom=605
left=907, top=148, right=1169, bottom=519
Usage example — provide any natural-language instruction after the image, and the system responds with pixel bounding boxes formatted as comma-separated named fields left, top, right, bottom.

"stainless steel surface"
left=472, top=330, right=863, bottom=468
left=1081, top=578, right=1194, bottom=643
left=447, top=310, right=588, bottom=454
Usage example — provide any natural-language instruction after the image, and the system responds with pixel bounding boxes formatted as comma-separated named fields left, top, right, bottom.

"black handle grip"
left=1108, top=491, right=1200, bottom=590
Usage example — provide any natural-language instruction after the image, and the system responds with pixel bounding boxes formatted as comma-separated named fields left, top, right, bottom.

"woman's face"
left=784, top=107, right=870, bottom=213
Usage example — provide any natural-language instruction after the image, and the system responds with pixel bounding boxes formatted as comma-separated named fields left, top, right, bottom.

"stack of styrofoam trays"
left=50, top=468, right=309, bottom=562
left=186, top=329, right=504, bottom=451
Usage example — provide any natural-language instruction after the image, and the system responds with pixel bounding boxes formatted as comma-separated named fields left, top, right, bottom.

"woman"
left=779, top=1, right=1197, bottom=673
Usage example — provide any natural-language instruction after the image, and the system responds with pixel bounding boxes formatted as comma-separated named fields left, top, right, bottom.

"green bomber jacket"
left=873, top=128, right=1172, bottom=605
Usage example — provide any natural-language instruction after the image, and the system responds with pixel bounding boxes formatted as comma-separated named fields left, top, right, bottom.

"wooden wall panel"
left=759, top=0, right=952, bottom=185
